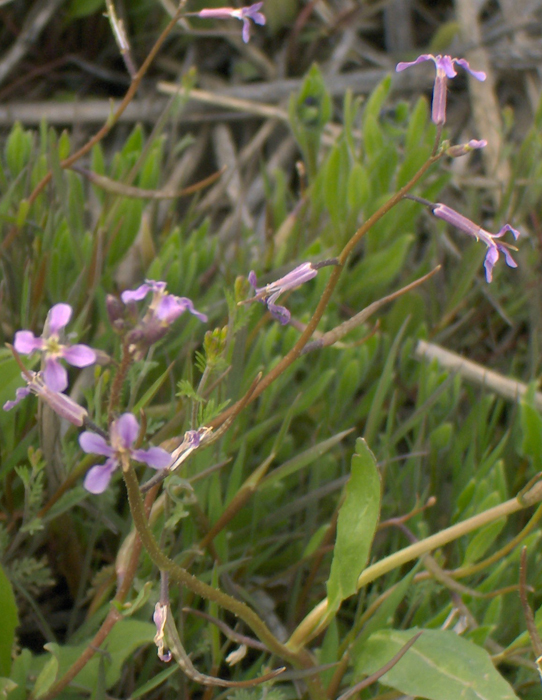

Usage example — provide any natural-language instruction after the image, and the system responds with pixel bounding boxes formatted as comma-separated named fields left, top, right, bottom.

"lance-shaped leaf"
left=327, top=438, right=381, bottom=613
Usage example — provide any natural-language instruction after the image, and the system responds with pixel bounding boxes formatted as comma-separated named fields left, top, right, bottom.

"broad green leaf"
left=33, top=620, right=154, bottom=692
left=0, top=565, right=17, bottom=676
left=355, top=628, right=518, bottom=700
left=7, top=649, right=31, bottom=700
left=327, top=438, right=381, bottom=612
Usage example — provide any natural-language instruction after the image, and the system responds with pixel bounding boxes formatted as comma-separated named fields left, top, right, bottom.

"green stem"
left=287, top=481, right=542, bottom=651
left=122, top=459, right=323, bottom=696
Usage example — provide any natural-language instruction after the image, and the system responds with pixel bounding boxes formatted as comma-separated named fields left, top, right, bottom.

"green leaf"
left=0, top=565, right=18, bottom=676
left=354, top=628, right=519, bottom=700
left=33, top=620, right=155, bottom=692
left=520, top=401, right=542, bottom=471
left=326, top=438, right=381, bottom=612
left=33, top=651, right=58, bottom=699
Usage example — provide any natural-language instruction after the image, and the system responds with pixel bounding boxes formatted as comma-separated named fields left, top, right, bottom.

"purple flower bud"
left=13, top=303, right=96, bottom=392
left=445, top=139, right=487, bottom=157
left=3, top=371, right=88, bottom=426
left=432, top=203, right=520, bottom=282
left=80, top=413, right=171, bottom=493
left=396, top=54, right=486, bottom=124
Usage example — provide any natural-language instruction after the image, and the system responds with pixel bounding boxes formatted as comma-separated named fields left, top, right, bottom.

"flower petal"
left=498, top=244, right=518, bottom=269
left=454, top=58, right=486, bottom=82
left=121, top=284, right=151, bottom=304
left=268, top=303, right=291, bottom=325
left=47, top=304, right=73, bottom=335
left=115, top=413, right=140, bottom=449
left=83, top=459, right=118, bottom=494
left=156, top=295, right=207, bottom=323
left=44, top=358, right=68, bottom=392
left=494, top=223, right=520, bottom=241
left=132, top=447, right=172, bottom=469
left=396, top=54, right=434, bottom=72
left=248, top=271, right=258, bottom=289
left=14, top=331, right=44, bottom=355
left=79, top=431, right=114, bottom=456
left=436, top=55, right=457, bottom=79
left=3, top=386, right=32, bottom=411
left=63, top=344, right=96, bottom=367
left=483, top=246, right=499, bottom=283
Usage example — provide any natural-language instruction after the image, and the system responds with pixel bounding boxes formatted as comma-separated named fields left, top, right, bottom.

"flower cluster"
left=5, top=281, right=206, bottom=494
left=396, top=54, right=520, bottom=281
left=121, top=280, right=207, bottom=358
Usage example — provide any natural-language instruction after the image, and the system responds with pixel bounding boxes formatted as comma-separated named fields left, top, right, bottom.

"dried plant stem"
left=287, top=480, right=542, bottom=651
left=10, top=1, right=187, bottom=229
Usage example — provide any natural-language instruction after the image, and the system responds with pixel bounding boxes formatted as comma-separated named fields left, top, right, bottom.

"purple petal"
left=83, top=459, right=118, bottom=494
left=79, top=431, right=114, bottom=457
left=44, top=358, right=68, bottom=392
left=47, top=304, right=72, bottom=335
left=248, top=271, right=258, bottom=289
left=3, top=386, right=32, bottom=411
left=121, top=284, right=151, bottom=304
left=14, top=331, right=44, bottom=355
left=435, top=55, right=457, bottom=79
left=497, top=243, right=518, bottom=269
left=62, top=344, right=96, bottom=367
left=273, top=263, right=318, bottom=292
left=494, top=223, right=520, bottom=241
left=132, top=446, right=172, bottom=469
left=156, top=295, right=207, bottom=323
left=454, top=58, right=486, bottom=82
left=268, top=303, right=291, bottom=325
left=483, top=246, right=499, bottom=283
left=114, top=413, right=140, bottom=449
left=241, top=18, right=250, bottom=42
left=396, top=54, right=434, bottom=72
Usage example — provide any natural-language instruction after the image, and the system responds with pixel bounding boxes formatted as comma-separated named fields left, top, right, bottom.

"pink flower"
left=121, top=280, right=206, bottom=357
left=197, top=3, right=265, bottom=43
left=13, top=303, right=96, bottom=392
left=432, top=203, right=519, bottom=282
left=80, top=413, right=171, bottom=493
left=153, top=603, right=172, bottom=662
left=396, top=54, right=486, bottom=124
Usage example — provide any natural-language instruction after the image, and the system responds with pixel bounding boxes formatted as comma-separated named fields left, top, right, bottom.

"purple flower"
left=396, top=54, right=486, bottom=124
left=153, top=603, right=172, bottom=663
left=3, top=371, right=88, bottom=426
left=247, top=262, right=318, bottom=325
left=197, top=2, right=266, bottom=43
left=121, top=280, right=206, bottom=357
left=13, top=303, right=96, bottom=392
left=80, top=413, right=171, bottom=494
left=432, top=203, right=520, bottom=282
